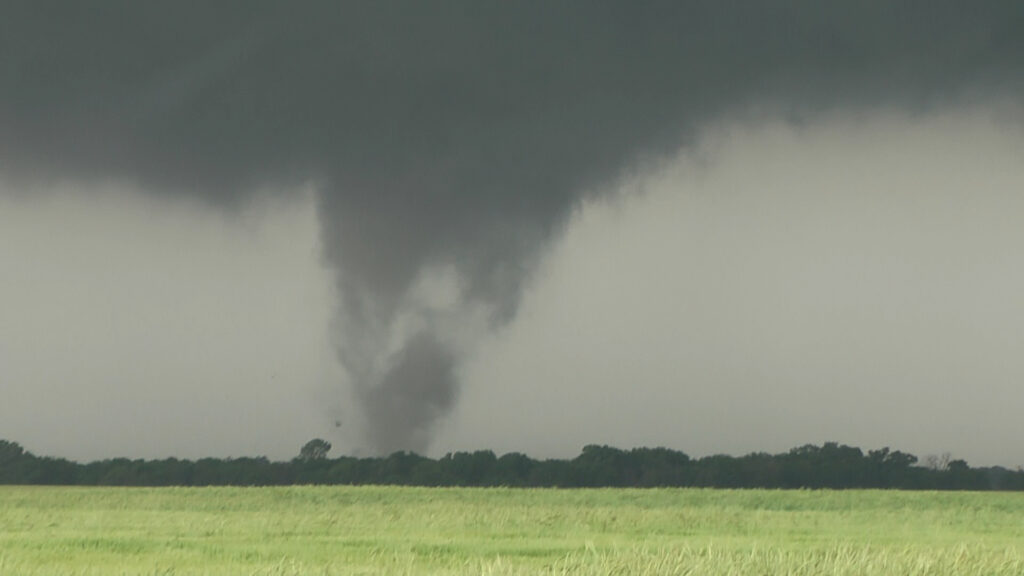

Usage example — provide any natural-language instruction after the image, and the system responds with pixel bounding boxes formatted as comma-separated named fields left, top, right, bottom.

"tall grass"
left=1, top=486, right=1022, bottom=574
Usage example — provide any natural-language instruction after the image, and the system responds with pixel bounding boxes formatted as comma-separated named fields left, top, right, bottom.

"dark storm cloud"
left=2, top=1, right=1022, bottom=453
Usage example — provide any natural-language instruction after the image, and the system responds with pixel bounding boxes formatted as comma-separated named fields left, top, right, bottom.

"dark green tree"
left=298, top=439, right=332, bottom=462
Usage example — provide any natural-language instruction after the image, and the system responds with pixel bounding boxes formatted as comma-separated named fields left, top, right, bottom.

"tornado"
left=2, top=2, right=1021, bottom=454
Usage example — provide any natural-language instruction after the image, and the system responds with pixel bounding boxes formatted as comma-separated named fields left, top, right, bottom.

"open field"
left=1, top=486, right=1023, bottom=575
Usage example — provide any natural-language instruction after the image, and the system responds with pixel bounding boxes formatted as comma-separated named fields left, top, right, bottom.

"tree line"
left=2, top=438, right=1022, bottom=490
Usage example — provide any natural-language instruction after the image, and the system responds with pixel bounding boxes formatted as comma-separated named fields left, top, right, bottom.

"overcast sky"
left=2, top=3, right=1024, bottom=466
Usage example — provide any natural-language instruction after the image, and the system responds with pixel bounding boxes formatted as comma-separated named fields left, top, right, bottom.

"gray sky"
left=439, top=107, right=1024, bottom=467
left=2, top=3, right=1024, bottom=465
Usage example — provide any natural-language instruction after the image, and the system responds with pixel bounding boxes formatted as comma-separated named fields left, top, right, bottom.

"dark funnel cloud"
left=2, top=2, right=1022, bottom=453
left=360, top=331, right=457, bottom=454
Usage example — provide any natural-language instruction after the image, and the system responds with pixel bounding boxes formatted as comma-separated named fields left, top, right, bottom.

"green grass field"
left=1, top=486, right=1022, bottom=575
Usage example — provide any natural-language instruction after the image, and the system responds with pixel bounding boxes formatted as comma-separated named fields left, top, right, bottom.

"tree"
left=925, top=452, right=952, bottom=471
left=298, top=439, right=332, bottom=462
left=0, top=440, right=26, bottom=462
left=0, top=440, right=31, bottom=484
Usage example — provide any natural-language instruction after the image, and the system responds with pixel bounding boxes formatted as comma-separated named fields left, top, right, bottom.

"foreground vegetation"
left=4, top=439, right=1023, bottom=490
left=2, top=486, right=1023, bottom=575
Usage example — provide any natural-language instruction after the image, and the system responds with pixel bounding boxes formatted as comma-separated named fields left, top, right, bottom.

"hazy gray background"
left=2, top=3, right=1024, bottom=465
left=0, top=185, right=340, bottom=460
left=4, top=105, right=1024, bottom=466
left=439, top=107, right=1024, bottom=467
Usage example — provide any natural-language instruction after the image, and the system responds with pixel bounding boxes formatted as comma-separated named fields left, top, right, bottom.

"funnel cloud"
left=2, top=2, right=1023, bottom=455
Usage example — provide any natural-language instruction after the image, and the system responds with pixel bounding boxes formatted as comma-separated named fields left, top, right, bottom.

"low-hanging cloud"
left=2, top=2, right=1023, bottom=454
